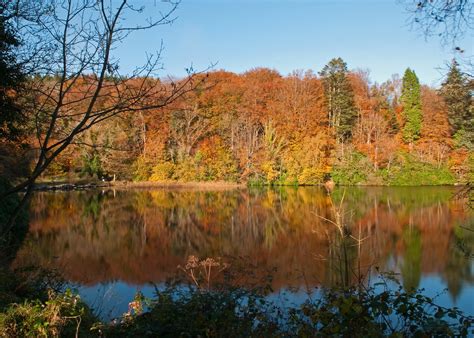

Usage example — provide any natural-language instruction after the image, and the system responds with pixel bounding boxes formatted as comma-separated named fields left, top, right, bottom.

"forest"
left=0, top=0, right=472, bottom=188
left=14, top=59, right=470, bottom=186
left=0, top=0, right=473, bottom=336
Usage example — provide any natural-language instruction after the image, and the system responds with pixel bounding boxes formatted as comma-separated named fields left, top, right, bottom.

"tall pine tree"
left=320, top=58, right=357, bottom=142
left=401, top=68, right=422, bottom=145
left=440, top=59, right=473, bottom=145
left=0, top=8, right=24, bottom=141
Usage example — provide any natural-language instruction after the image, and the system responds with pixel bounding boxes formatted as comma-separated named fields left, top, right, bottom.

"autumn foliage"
left=32, top=59, right=473, bottom=186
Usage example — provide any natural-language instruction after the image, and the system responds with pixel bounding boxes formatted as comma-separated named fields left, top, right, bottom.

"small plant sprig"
left=178, top=255, right=230, bottom=290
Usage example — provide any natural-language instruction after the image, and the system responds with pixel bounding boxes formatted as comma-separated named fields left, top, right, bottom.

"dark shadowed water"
left=14, top=186, right=474, bottom=320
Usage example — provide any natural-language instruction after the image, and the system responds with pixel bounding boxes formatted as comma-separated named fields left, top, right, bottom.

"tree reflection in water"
left=13, top=186, right=474, bottom=302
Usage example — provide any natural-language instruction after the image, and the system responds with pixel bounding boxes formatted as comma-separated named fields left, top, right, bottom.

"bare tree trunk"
left=1, top=0, right=207, bottom=205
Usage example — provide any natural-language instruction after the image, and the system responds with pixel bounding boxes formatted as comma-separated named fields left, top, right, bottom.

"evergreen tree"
left=0, top=9, right=24, bottom=141
left=320, top=57, right=357, bottom=142
left=440, top=60, right=472, bottom=138
left=401, top=68, right=422, bottom=144
left=387, top=106, right=399, bottom=135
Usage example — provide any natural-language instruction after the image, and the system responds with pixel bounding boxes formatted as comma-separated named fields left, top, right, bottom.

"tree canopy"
left=319, top=57, right=357, bottom=143
left=401, top=68, right=422, bottom=144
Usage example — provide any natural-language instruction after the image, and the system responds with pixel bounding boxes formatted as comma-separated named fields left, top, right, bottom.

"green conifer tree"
left=0, top=10, right=24, bottom=141
left=320, top=58, right=357, bottom=142
left=387, top=106, right=400, bottom=135
left=401, top=68, right=422, bottom=144
left=440, top=59, right=473, bottom=148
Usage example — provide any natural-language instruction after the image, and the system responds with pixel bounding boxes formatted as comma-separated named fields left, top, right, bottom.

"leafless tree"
left=0, top=0, right=209, bottom=231
left=403, top=0, right=473, bottom=45
left=169, top=103, right=212, bottom=162
left=1, top=0, right=207, bottom=196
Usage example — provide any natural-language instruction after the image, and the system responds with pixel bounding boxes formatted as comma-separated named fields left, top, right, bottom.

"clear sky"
left=115, top=0, right=473, bottom=86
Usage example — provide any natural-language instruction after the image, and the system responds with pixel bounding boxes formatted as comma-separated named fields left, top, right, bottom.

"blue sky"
left=115, top=0, right=472, bottom=86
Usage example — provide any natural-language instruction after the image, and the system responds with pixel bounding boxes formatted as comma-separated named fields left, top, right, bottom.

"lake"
left=13, top=186, right=474, bottom=320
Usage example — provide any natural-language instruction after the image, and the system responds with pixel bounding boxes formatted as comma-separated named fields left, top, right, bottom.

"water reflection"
left=14, top=187, right=474, bottom=309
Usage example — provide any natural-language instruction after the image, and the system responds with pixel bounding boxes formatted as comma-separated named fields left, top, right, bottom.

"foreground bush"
left=290, top=285, right=472, bottom=337
left=100, top=282, right=472, bottom=337
left=105, top=287, right=279, bottom=337
left=101, top=256, right=474, bottom=337
left=0, top=266, right=473, bottom=337
left=0, top=289, right=96, bottom=337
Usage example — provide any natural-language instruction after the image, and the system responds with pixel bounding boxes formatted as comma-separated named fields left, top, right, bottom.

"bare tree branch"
left=0, top=0, right=207, bottom=206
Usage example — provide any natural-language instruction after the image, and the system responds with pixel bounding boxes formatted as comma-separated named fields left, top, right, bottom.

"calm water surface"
left=14, top=186, right=474, bottom=320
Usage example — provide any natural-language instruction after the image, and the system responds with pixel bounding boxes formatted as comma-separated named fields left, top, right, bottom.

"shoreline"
left=30, top=180, right=468, bottom=192
left=32, top=180, right=247, bottom=192
left=109, top=180, right=246, bottom=191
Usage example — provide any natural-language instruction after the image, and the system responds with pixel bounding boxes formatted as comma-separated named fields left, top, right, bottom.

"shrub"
left=383, top=153, right=455, bottom=186
left=149, top=162, right=176, bottom=181
left=106, top=286, right=279, bottom=337
left=289, top=283, right=473, bottom=337
left=172, top=159, right=197, bottom=182
left=0, top=289, right=97, bottom=337
left=103, top=255, right=473, bottom=337
left=132, top=156, right=152, bottom=181
left=331, top=151, right=372, bottom=185
left=102, top=277, right=474, bottom=337
left=297, top=167, right=325, bottom=185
